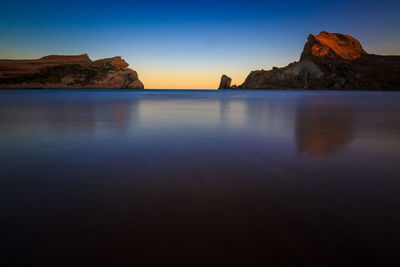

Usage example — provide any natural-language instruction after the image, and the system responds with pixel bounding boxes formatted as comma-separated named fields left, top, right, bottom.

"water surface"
left=1, top=90, right=400, bottom=266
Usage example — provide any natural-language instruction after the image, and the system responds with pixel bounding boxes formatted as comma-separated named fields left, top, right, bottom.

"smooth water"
left=1, top=90, right=400, bottom=266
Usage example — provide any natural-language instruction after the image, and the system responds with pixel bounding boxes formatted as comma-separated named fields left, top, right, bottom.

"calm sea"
left=1, top=90, right=400, bottom=266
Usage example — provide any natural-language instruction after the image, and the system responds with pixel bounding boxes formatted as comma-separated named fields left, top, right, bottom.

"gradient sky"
left=1, top=0, right=400, bottom=89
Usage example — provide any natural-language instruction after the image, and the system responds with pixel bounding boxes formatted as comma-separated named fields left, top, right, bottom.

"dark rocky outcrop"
left=220, top=31, right=400, bottom=90
left=0, top=54, right=144, bottom=89
left=218, top=74, right=232, bottom=89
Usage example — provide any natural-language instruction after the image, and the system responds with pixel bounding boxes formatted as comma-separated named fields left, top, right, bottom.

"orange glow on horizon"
left=137, top=68, right=247, bottom=89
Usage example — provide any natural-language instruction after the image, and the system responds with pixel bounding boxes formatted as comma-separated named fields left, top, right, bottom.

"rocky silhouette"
left=220, top=31, right=400, bottom=90
left=218, top=74, right=232, bottom=89
left=0, top=54, right=144, bottom=89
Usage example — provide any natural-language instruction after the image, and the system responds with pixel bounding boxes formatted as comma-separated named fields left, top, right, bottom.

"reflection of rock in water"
left=43, top=103, right=96, bottom=134
left=42, top=100, right=137, bottom=135
left=296, top=97, right=354, bottom=157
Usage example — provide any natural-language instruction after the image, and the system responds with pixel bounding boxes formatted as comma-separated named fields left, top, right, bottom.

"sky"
left=1, top=0, right=400, bottom=89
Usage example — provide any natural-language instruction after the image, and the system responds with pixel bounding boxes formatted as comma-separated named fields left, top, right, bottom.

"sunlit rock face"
left=300, top=31, right=367, bottom=61
left=232, top=31, right=400, bottom=90
left=218, top=74, right=232, bottom=89
left=0, top=54, right=144, bottom=89
left=0, top=54, right=92, bottom=78
left=94, top=56, right=129, bottom=69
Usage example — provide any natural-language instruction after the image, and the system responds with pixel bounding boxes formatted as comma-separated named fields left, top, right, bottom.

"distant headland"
left=219, top=31, right=400, bottom=90
left=0, top=54, right=144, bottom=89
left=1, top=31, right=399, bottom=91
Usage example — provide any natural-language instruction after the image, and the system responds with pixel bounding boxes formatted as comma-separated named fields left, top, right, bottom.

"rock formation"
left=0, top=54, right=144, bottom=89
left=218, top=74, right=232, bottom=89
left=220, top=31, right=400, bottom=90
left=300, top=31, right=367, bottom=61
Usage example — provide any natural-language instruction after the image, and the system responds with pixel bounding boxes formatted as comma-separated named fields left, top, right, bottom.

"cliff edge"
left=220, top=31, right=400, bottom=90
left=0, top=54, right=144, bottom=89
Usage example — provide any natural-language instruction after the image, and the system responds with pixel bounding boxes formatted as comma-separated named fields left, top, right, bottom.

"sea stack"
left=0, top=54, right=144, bottom=89
left=230, top=31, right=400, bottom=90
left=218, top=74, right=232, bottom=89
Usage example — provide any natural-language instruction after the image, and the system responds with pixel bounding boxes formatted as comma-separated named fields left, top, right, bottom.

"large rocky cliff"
left=220, top=31, right=400, bottom=90
left=0, top=54, right=144, bottom=89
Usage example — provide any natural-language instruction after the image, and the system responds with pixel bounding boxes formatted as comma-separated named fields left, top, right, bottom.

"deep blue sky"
left=1, top=0, right=399, bottom=88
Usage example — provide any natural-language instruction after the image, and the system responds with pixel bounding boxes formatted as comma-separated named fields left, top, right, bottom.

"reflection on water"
left=1, top=90, right=400, bottom=266
left=296, top=97, right=354, bottom=156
